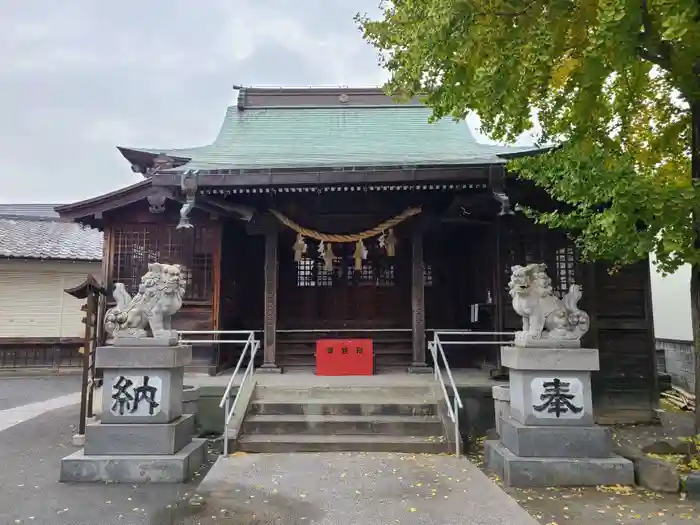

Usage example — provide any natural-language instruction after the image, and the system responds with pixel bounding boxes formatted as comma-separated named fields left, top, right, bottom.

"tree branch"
left=636, top=45, right=671, bottom=70
left=638, top=0, right=672, bottom=72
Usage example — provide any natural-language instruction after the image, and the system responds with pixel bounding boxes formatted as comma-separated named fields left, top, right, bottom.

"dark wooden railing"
left=0, top=339, right=83, bottom=371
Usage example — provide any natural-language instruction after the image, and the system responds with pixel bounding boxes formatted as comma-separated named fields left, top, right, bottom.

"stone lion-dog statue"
left=104, top=262, right=186, bottom=342
left=508, top=263, right=590, bottom=345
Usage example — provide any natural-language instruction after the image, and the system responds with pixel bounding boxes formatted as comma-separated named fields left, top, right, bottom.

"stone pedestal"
left=183, top=385, right=200, bottom=433
left=492, top=385, right=510, bottom=437
left=485, top=345, right=634, bottom=487
left=60, top=343, right=207, bottom=484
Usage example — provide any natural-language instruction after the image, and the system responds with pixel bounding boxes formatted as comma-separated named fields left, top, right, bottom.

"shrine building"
left=56, top=87, right=658, bottom=423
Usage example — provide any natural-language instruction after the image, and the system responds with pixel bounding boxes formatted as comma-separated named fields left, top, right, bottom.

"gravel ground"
left=469, top=421, right=700, bottom=525
left=181, top=451, right=540, bottom=525
left=505, top=485, right=699, bottom=524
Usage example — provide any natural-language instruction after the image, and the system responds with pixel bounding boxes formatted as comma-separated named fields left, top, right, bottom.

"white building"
left=0, top=204, right=103, bottom=369
left=650, top=255, right=695, bottom=390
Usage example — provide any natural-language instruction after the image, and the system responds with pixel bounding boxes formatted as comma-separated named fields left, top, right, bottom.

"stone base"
left=96, top=343, right=192, bottom=368
left=484, top=440, right=634, bottom=487
left=257, top=365, right=282, bottom=374
left=60, top=438, right=207, bottom=484
left=72, top=434, right=85, bottom=447
left=183, top=386, right=200, bottom=432
left=500, top=416, right=612, bottom=458
left=513, top=334, right=584, bottom=349
left=686, top=472, right=700, bottom=501
left=408, top=364, right=433, bottom=374
left=84, top=414, right=194, bottom=455
left=492, top=386, right=510, bottom=437
left=501, top=346, right=600, bottom=371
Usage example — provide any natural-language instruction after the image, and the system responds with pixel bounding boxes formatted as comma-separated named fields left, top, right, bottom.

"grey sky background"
left=0, top=0, right=527, bottom=205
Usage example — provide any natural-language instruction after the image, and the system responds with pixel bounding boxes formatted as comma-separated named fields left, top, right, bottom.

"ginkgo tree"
left=357, top=0, right=700, bottom=428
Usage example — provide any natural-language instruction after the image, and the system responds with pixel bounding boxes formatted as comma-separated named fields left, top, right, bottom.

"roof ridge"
left=0, top=215, right=64, bottom=222
left=235, top=104, right=430, bottom=110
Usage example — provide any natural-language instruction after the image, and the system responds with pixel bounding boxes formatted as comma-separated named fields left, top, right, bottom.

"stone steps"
left=237, top=433, right=447, bottom=453
left=242, top=414, right=444, bottom=436
left=254, top=385, right=437, bottom=401
left=248, top=399, right=438, bottom=417
left=232, top=384, right=449, bottom=454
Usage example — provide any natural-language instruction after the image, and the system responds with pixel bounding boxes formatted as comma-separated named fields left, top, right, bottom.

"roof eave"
left=151, top=162, right=503, bottom=189
left=55, top=179, right=154, bottom=223
left=159, top=158, right=509, bottom=175
left=117, top=147, right=193, bottom=174
left=0, top=255, right=102, bottom=262
left=496, top=146, right=553, bottom=160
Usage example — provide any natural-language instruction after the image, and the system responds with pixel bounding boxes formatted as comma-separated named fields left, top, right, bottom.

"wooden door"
left=278, top=235, right=410, bottom=329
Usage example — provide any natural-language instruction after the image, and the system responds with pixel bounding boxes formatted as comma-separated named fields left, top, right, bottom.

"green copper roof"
left=126, top=105, right=535, bottom=171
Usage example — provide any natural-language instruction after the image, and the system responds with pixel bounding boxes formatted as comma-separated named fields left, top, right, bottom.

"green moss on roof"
left=128, top=105, right=536, bottom=171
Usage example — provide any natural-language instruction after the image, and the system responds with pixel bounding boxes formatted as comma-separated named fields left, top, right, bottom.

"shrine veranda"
left=57, top=87, right=658, bottom=425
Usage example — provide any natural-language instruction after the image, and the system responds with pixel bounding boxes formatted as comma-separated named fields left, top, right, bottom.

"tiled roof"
left=123, top=105, right=538, bottom=172
left=0, top=207, right=103, bottom=261
left=0, top=203, right=61, bottom=219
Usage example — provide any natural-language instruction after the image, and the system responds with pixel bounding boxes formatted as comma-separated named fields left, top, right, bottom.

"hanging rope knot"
left=269, top=206, right=421, bottom=259
left=293, top=233, right=307, bottom=262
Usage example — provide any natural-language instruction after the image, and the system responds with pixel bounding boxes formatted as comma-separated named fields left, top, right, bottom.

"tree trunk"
left=691, top=100, right=700, bottom=433
left=690, top=265, right=700, bottom=432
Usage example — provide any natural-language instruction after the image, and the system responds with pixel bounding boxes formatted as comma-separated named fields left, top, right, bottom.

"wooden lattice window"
left=554, top=246, right=577, bottom=298
left=296, top=257, right=340, bottom=287
left=423, top=263, right=433, bottom=287
left=317, top=257, right=342, bottom=287
left=112, top=224, right=215, bottom=301
left=349, top=261, right=395, bottom=287
left=296, top=259, right=314, bottom=287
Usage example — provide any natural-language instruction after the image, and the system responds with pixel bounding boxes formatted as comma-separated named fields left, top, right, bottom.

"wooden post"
left=409, top=227, right=431, bottom=373
left=492, top=216, right=504, bottom=372
left=259, top=229, right=281, bottom=373
left=78, top=291, right=95, bottom=436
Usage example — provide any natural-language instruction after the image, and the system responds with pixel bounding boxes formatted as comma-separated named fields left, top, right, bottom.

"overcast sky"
left=0, top=1, right=518, bottom=205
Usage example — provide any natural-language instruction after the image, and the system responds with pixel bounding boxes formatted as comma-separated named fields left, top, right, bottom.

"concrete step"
left=248, top=399, right=438, bottom=417
left=237, top=433, right=448, bottom=453
left=241, top=414, right=444, bottom=436
left=253, top=385, right=437, bottom=402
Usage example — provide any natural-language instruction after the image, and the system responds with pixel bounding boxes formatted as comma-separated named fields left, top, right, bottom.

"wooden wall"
left=587, top=261, right=657, bottom=423
left=424, top=223, right=496, bottom=368
left=218, top=222, right=265, bottom=368
left=101, top=200, right=221, bottom=371
left=497, top=215, right=657, bottom=422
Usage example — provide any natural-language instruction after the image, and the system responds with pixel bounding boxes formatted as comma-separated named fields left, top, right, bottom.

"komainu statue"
left=508, top=263, right=590, bottom=346
left=104, top=263, right=186, bottom=342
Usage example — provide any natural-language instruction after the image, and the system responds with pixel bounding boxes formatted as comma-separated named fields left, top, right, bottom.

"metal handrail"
left=275, top=328, right=412, bottom=333
left=429, top=332, right=463, bottom=457
left=428, top=330, right=516, bottom=457
left=217, top=331, right=259, bottom=456
left=177, top=330, right=259, bottom=456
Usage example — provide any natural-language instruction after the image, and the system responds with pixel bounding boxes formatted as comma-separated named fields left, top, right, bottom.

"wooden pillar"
left=78, top=289, right=96, bottom=436
left=409, top=227, right=431, bottom=373
left=259, top=229, right=281, bottom=372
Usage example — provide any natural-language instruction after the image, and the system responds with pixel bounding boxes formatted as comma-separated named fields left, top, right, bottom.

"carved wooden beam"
left=443, top=193, right=490, bottom=218
left=488, top=166, right=515, bottom=216
left=198, top=197, right=254, bottom=221
left=246, top=212, right=282, bottom=235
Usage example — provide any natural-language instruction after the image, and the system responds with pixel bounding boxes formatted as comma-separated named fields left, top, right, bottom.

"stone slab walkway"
left=187, top=452, right=538, bottom=525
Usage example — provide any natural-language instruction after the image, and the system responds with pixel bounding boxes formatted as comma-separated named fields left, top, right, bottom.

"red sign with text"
left=315, top=339, right=374, bottom=376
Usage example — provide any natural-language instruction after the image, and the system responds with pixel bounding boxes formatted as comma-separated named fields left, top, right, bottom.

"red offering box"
left=315, top=339, right=374, bottom=376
